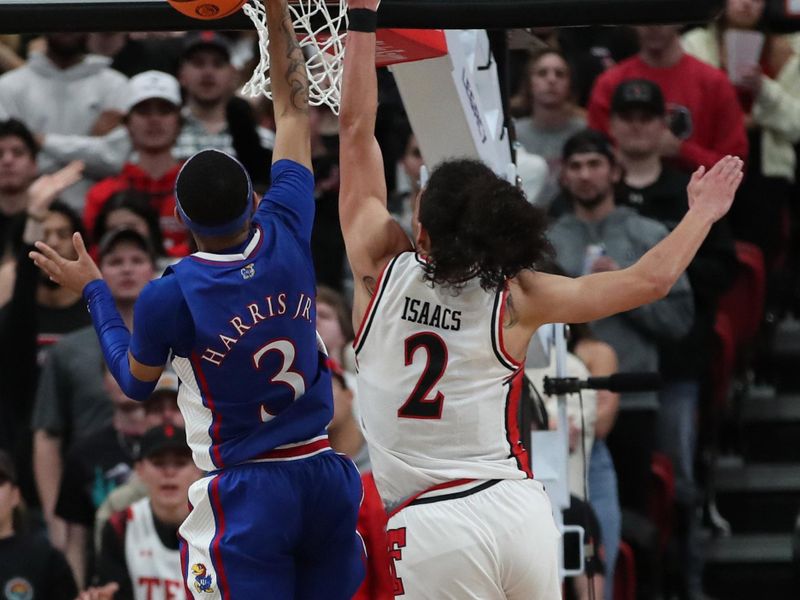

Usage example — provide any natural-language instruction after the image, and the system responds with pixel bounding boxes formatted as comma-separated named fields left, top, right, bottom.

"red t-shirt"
left=588, top=53, right=749, bottom=170
left=84, top=163, right=188, bottom=257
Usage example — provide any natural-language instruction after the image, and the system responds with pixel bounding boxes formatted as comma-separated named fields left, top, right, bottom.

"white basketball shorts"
left=385, top=478, right=561, bottom=599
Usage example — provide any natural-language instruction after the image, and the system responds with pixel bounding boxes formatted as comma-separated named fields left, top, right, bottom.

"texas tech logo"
left=387, top=527, right=407, bottom=596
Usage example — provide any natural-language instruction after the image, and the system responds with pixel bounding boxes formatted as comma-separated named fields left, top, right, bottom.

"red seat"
left=711, top=313, right=737, bottom=411
left=649, top=452, right=676, bottom=553
left=716, top=241, right=766, bottom=351
left=613, top=540, right=637, bottom=600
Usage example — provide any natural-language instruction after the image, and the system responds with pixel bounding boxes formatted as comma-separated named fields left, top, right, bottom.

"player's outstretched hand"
left=75, top=582, right=119, bottom=600
left=29, top=231, right=102, bottom=295
left=686, top=155, right=744, bottom=223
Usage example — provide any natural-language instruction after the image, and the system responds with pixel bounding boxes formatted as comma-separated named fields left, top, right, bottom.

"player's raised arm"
left=339, top=0, right=412, bottom=311
left=512, top=155, right=744, bottom=328
left=264, top=0, right=311, bottom=169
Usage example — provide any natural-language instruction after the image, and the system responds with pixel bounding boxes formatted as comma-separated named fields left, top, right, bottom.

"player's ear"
left=174, top=206, right=184, bottom=226
left=415, top=224, right=431, bottom=254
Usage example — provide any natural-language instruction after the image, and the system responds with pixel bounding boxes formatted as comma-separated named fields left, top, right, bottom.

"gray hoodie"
left=0, top=53, right=128, bottom=210
left=548, top=206, right=694, bottom=410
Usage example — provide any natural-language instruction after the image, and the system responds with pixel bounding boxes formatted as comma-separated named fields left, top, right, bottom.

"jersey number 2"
left=253, top=339, right=305, bottom=422
left=398, top=332, right=448, bottom=419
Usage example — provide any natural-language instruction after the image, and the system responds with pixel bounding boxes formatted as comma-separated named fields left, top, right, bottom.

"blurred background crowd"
left=1, top=0, right=799, bottom=598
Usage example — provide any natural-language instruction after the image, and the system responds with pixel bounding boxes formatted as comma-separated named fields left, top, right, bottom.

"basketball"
left=165, top=0, right=247, bottom=20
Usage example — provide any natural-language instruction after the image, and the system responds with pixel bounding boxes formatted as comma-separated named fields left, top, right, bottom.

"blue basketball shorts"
left=179, top=446, right=365, bottom=599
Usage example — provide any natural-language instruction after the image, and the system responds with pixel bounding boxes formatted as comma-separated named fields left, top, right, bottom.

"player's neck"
left=195, top=228, right=250, bottom=253
left=620, top=153, right=662, bottom=189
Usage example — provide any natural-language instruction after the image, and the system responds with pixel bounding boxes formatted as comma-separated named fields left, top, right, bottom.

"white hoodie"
left=0, top=52, right=128, bottom=209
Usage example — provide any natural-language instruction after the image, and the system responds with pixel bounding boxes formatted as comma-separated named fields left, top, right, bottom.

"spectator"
left=87, top=426, right=201, bottom=600
left=609, top=78, right=738, bottom=599
left=0, top=162, right=88, bottom=511
left=549, top=130, right=696, bottom=599
left=87, top=32, right=184, bottom=79
left=0, top=34, right=128, bottom=209
left=91, top=189, right=168, bottom=267
left=0, top=119, right=39, bottom=261
left=93, top=370, right=183, bottom=553
left=175, top=31, right=272, bottom=188
left=518, top=26, right=639, bottom=107
left=682, top=0, right=800, bottom=266
left=316, top=285, right=355, bottom=374
left=31, top=227, right=156, bottom=548
left=512, top=48, right=587, bottom=206
left=0, top=450, right=77, bottom=600
left=587, top=25, right=748, bottom=172
left=548, top=129, right=694, bottom=516
left=388, top=125, right=423, bottom=236
left=56, top=367, right=147, bottom=588
left=327, top=359, right=368, bottom=471
left=82, top=70, right=188, bottom=258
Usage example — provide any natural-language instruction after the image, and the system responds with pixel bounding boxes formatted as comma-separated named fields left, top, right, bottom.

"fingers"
left=28, top=250, right=62, bottom=283
left=73, top=232, right=90, bottom=259
left=60, top=160, right=85, bottom=181
left=689, top=165, right=705, bottom=184
left=32, top=240, right=67, bottom=265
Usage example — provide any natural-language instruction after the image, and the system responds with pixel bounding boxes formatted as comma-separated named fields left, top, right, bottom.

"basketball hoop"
left=241, top=0, right=447, bottom=114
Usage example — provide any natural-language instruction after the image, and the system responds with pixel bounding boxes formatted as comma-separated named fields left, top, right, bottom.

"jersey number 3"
left=253, top=339, right=305, bottom=422
left=398, top=332, right=448, bottom=419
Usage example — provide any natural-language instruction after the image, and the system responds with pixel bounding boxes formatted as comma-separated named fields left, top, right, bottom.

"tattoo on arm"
left=279, top=7, right=309, bottom=114
left=363, top=276, right=377, bottom=297
left=505, top=294, right=519, bottom=328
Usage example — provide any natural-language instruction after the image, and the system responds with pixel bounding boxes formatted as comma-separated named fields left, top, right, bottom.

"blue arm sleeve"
left=258, top=159, right=315, bottom=242
left=83, top=279, right=158, bottom=401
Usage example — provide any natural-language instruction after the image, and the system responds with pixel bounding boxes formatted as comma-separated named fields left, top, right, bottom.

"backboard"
left=0, top=0, right=724, bottom=34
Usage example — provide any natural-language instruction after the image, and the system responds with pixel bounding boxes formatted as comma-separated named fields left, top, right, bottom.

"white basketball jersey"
left=355, top=252, right=531, bottom=510
left=124, top=498, right=183, bottom=600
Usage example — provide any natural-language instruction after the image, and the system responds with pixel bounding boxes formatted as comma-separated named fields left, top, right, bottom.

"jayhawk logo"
left=4, top=577, right=33, bottom=600
left=241, top=263, right=256, bottom=280
left=191, top=563, right=215, bottom=594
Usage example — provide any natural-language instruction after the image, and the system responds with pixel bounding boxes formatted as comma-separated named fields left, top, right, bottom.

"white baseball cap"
left=123, top=70, right=182, bottom=113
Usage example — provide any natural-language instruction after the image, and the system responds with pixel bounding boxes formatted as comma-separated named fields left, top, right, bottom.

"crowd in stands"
left=1, top=0, right=799, bottom=597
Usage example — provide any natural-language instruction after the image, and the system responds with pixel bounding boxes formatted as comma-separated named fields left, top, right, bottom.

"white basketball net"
left=241, top=0, right=350, bottom=114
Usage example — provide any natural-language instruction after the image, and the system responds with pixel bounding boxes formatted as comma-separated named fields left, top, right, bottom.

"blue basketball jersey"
left=130, top=160, right=333, bottom=471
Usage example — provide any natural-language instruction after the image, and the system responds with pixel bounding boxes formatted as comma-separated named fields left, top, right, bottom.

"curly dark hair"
left=419, top=159, right=552, bottom=292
